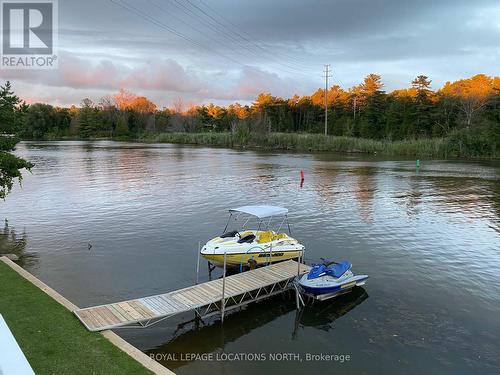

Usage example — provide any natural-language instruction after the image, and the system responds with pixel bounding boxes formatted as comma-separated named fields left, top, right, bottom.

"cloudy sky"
left=1, top=0, right=499, bottom=107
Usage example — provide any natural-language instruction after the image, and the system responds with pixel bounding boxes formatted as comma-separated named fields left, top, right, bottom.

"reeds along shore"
left=146, top=130, right=499, bottom=159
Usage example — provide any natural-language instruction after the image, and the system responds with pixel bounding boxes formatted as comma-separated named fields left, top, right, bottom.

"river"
left=1, top=140, right=499, bottom=374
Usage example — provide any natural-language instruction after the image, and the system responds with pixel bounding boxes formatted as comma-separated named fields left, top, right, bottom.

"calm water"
left=1, top=141, right=499, bottom=375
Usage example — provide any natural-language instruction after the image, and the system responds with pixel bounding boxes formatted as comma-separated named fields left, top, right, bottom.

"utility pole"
left=323, top=64, right=332, bottom=135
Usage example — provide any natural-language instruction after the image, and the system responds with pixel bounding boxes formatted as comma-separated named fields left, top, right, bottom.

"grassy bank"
left=0, top=260, right=153, bottom=375
left=145, top=130, right=498, bottom=158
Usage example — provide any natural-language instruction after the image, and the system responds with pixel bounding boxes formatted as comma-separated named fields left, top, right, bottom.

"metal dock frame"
left=74, top=259, right=310, bottom=332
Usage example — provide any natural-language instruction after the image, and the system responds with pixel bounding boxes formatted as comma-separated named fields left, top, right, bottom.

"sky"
left=1, top=0, right=499, bottom=108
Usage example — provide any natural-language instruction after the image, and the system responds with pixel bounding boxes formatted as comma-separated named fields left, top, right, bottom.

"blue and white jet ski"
left=298, top=259, right=368, bottom=297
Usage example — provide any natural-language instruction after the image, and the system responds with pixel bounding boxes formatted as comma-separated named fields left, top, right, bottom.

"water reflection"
left=292, top=287, right=369, bottom=337
left=394, top=176, right=424, bottom=219
left=312, top=166, right=342, bottom=208
left=147, top=296, right=295, bottom=370
left=0, top=221, right=38, bottom=268
left=426, top=175, right=499, bottom=223
left=2, top=141, right=499, bottom=375
left=352, top=167, right=377, bottom=223
left=147, top=288, right=368, bottom=371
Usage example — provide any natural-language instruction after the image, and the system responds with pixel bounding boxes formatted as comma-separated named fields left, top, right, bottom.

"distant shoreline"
left=21, top=132, right=500, bottom=159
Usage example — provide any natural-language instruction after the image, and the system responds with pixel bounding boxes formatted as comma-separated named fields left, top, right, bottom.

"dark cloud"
left=1, top=0, right=498, bottom=105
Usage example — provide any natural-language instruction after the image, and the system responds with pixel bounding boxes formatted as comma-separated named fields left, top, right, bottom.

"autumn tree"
left=130, top=96, right=157, bottom=133
left=252, top=93, right=274, bottom=132
left=227, top=103, right=249, bottom=134
left=129, top=96, right=157, bottom=114
left=113, top=89, right=137, bottom=111
left=361, top=74, right=384, bottom=96
left=441, top=74, right=495, bottom=127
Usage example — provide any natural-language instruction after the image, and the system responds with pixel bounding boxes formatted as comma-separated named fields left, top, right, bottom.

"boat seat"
left=257, top=231, right=275, bottom=243
left=237, top=234, right=256, bottom=243
left=273, top=233, right=288, bottom=240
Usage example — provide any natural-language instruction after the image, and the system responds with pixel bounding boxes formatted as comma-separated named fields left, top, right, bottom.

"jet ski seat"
left=327, top=261, right=352, bottom=278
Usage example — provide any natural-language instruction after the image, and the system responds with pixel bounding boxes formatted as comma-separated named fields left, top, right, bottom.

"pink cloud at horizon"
left=0, top=51, right=310, bottom=108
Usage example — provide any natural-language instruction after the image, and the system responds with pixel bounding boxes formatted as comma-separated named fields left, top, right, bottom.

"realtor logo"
left=1, top=0, right=58, bottom=69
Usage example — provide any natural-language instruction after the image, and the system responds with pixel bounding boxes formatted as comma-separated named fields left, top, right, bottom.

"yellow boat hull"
left=202, top=249, right=303, bottom=267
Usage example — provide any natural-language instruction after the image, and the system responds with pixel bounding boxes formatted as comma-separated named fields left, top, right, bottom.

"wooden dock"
left=75, top=260, right=310, bottom=332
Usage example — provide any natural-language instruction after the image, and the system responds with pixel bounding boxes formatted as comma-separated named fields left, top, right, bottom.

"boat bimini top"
left=229, top=205, right=288, bottom=218
left=224, top=205, right=292, bottom=234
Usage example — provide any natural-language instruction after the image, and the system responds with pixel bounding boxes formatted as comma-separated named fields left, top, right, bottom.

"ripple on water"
left=2, top=141, right=499, bottom=375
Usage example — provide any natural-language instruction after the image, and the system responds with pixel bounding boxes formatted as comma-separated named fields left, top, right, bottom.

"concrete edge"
left=0, top=256, right=174, bottom=375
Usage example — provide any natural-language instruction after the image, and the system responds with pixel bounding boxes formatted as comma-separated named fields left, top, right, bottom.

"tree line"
left=1, top=74, right=499, bottom=198
left=4, top=73, right=498, bottom=143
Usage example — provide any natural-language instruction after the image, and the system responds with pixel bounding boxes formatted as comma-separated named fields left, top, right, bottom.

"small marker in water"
left=300, top=170, right=305, bottom=181
left=416, top=159, right=420, bottom=169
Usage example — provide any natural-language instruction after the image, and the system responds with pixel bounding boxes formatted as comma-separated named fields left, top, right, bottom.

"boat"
left=200, top=205, right=305, bottom=268
left=297, top=259, right=368, bottom=299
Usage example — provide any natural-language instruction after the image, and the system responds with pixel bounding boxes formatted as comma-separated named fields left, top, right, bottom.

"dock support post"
left=221, top=252, right=227, bottom=323
left=295, top=252, right=301, bottom=309
left=269, top=243, right=272, bottom=265
left=297, top=251, right=301, bottom=278
left=196, top=242, right=201, bottom=285
left=295, top=284, right=300, bottom=310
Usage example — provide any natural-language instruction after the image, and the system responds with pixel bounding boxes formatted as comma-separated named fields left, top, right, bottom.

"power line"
left=151, top=0, right=285, bottom=72
left=147, top=0, right=260, bottom=63
left=111, top=0, right=318, bottom=81
left=169, top=0, right=256, bottom=53
left=165, top=0, right=312, bottom=75
left=197, top=0, right=312, bottom=69
left=110, top=0, right=247, bottom=66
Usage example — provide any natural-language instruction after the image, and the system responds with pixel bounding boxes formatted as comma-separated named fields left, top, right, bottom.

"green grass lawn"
left=0, top=261, right=153, bottom=375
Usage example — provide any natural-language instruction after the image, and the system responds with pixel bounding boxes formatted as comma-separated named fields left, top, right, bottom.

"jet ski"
left=298, top=259, right=368, bottom=298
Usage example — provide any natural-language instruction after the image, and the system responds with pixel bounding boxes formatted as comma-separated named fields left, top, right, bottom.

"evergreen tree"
left=76, top=99, right=99, bottom=138
left=115, top=113, right=129, bottom=136
left=0, top=81, right=21, bottom=134
left=411, top=75, right=434, bottom=136
left=361, top=90, right=387, bottom=139
left=0, top=81, right=32, bottom=199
